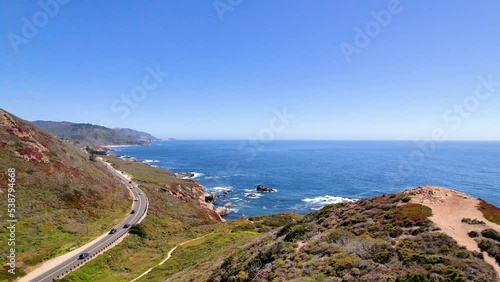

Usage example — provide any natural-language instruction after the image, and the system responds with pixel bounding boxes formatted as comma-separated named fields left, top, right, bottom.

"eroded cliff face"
left=0, top=109, right=50, bottom=163
left=162, top=178, right=224, bottom=222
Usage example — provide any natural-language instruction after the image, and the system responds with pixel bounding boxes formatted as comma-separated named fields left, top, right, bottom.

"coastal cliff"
left=168, top=187, right=500, bottom=282
left=105, top=155, right=224, bottom=223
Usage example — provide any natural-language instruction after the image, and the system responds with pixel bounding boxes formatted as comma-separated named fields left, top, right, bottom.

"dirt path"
left=406, top=186, right=500, bottom=277
left=130, top=233, right=213, bottom=282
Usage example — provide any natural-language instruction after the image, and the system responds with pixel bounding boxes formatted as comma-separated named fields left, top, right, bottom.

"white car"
left=134, top=198, right=139, bottom=201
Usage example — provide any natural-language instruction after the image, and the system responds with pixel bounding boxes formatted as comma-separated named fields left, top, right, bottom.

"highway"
left=25, top=161, right=148, bottom=282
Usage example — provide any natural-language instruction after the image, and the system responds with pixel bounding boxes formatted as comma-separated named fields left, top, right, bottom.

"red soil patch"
left=478, top=198, right=500, bottom=225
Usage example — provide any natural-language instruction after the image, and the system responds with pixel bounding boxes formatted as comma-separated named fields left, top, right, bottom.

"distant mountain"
left=113, top=128, right=160, bottom=144
left=32, top=120, right=158, bottom=146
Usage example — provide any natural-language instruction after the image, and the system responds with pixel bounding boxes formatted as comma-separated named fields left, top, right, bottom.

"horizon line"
left=156, top=139, right=500, bottom=142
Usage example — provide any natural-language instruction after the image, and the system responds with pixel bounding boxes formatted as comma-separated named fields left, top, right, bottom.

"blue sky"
left=1, top=0, right=500, bottom=140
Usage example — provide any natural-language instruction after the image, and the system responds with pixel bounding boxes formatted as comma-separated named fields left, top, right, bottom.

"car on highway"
left=134, top=198, right=138, bottom=201
left=109, top=228, right=117, bottom=234
left=124, top=223, right=130, bottom=228
left=130, top=210, right=135, bottom=214
left=139, top=192, right=142, bottom=195
left=78, top=252, right=89, bottom=260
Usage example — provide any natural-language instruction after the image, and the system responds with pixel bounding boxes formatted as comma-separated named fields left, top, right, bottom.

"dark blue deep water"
left=111, top=141, right=500, bottom=219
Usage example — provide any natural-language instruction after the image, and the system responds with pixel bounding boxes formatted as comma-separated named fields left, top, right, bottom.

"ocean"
left=110, top=141, right=500, bottom=219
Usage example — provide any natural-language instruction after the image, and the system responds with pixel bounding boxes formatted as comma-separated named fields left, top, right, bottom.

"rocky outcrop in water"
left=257, top=184, right=276, bottom=192
left=176, top=172, right=195, bottom=179
left=205, top=193, right=217, bottom=203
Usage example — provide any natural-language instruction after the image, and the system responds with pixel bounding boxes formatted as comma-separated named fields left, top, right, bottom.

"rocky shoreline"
left=173, top=172, right=280, bottom=218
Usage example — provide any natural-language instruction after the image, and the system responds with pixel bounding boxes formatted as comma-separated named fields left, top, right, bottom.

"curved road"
left=25, top=162, right=148, bottom=282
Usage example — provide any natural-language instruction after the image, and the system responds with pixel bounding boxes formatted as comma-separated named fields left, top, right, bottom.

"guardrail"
left=51, top=190, right=149, bottom=281
left=52, top=229, right=129, bottom=281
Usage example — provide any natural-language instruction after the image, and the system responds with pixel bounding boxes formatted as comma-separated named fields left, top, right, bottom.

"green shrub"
left=468, top=231, right=479, bottom=238
left=481, top=228, right=500, bottom=242
left=283, top=224, right=313, bottom=242
left=402, top=196, right=411, bottom=203
left=331, top=253, right=361, bottom=272
left=232, top=223, right=256, bottom=233
left=478, top=239, right=500, bottom=264
left=389, top=227, right=403, bottom=238
left=445, top=267, right=465, bottom=282
left=327, top=229, right=355, bottom=245
left=129, top=224, right=147, bottom=238
left=374, top=249, right=392, bottom=264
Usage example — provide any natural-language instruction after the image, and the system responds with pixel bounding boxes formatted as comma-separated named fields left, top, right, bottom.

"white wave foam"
left=302, top=195, right=356, bottom=206
left=210, top=186, right=233, bottom=192
left=204, top=176, right=220, bottom=180
left=143, top=159, right=160, bottom=163
left=245, top=193, right=263, bottom=199
left=176, top=172, right=205, bottom=179
left=191, top=172, right=204, bottom=178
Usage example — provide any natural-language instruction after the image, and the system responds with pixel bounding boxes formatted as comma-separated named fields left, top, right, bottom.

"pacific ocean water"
left=111, top=141, right=500, bottom=219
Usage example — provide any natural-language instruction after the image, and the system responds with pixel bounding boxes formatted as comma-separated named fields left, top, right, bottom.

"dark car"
left=130, top=210, right=135, bottom=214
left=109, top=228, right=117, bottom=234
left=78, top=252, right=89, bottom=260
left=124, top=223, right=130, bottom=228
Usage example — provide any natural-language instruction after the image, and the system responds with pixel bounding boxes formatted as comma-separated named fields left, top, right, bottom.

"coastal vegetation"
left=182, top=194, right=497, bottom=281
left=0, top=110, right=130, bottom=281
left=59, top=156, right=301, bottom=282
left=478, top=198, right=500, bottom=225
left=475, top=229, right=500, bottom=265
left=2, top=109, right=498, bottom=281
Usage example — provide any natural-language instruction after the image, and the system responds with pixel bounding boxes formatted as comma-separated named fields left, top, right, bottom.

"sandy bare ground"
left=405, top=186, right=500, bottom=277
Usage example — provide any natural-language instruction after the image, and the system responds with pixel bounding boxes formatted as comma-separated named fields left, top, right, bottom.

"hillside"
left=58, top=156, right=234, bottom=281
left=32, top=120, right=158, bottom=146
left=168, top=189, right=499, bottom=282
left=0, top=109, right=131, bottom=280
left=114, top=128, right=160, bottom=144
